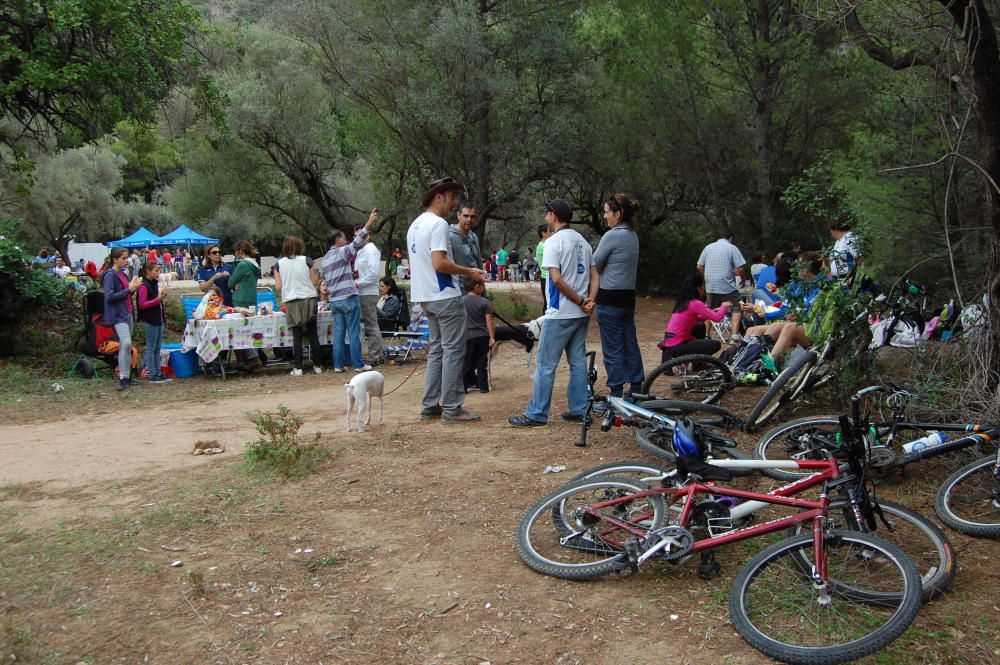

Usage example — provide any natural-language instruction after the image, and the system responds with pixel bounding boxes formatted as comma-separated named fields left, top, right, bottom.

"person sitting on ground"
left=376, top=277, right=403, bottom=332
left=462, top=278, right=495, bottom=393
left=657, top=273, right=730, bottom=363
left=742, top=251, right=827, bottom=357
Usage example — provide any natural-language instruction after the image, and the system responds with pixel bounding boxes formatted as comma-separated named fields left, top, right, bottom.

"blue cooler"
left=165, top=343, right=199, bottom=378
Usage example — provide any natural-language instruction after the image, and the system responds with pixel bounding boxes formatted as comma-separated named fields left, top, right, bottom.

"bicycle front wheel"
left=729, top=531, right=921, bottom=665
left=935, top=456, right=1000, bottom=538
left=789, top=500, right=955, bottom=602
left=744, top=351, right=818, bottom=432
left=517, top=476, right=666, bottom=580
left=753, top=415, right=843, bottom=481
left=641, top=354, right=733, bottom=404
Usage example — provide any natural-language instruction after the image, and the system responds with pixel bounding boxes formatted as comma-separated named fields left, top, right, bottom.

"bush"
left=0, top=219, right=67, bottom=354
left=243, top=405, right=328, bottom=479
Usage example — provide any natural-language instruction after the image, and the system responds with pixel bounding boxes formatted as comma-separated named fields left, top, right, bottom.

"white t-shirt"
left=53, top=265, right=71, bottom=279
left=277, top=256, right=317, bottom=302
left=406, top=211, right=460, bottom=303
left=830, top=232, right=860, bottom=278
left=354, top=242, right=381, bottom=296
left=542, top=227, right=594, bottom=319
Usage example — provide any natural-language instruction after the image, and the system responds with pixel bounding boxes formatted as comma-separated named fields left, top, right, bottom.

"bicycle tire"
left=744, top=351, right=818, bottom=432
left=729, top=531, right=921, bottom=665
left=789, top=500, right=955, bottom=602
left=753, top=416, right=844, bottom=481
left=569, top=460, right=677, bottom=484
left=934, top=456, right=1000, bottom=538
left=634, top=427, right=752, bottom=476
left=517, top=476, right=666, bottom=580
left=641, top=355, right=733, bottom=405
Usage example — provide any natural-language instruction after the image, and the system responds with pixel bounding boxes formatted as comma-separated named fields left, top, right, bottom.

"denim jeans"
left=422, top=296, right=468, bottom=415
left=596, top=304, right=644, bottom=395
left=330, top=296, right=364, bottom=369
left=142, top=321, right=164, bottom=378
left=114, top=320, right=134, bottom=380
left=524, top=316, right=590, bottom=422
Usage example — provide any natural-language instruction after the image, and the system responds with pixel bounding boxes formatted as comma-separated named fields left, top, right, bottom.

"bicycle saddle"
left=675, top=455, right=734, bottom=483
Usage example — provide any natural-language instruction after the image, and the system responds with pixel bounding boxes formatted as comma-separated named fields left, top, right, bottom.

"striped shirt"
left=320, top=230, right=368, bottom=301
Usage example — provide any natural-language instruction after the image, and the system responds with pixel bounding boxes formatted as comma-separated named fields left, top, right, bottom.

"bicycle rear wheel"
left=641, top=355, right=733, bottom=404
left=729, top=531, right=921, bottom=665
left=744, top=351, right=818, bottom=432
left=753, top=415, right=842, bottom=481
left=634, top=427, right=751, bottom=476
left=789, top=500, right=955, bottom=602
left=935, top=456, right=1000, bottom=538
left=517, top=476, right=666, bottom=580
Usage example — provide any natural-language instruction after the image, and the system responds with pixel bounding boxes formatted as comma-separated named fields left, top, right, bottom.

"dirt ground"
left=1, top=292, right=998, bottom=664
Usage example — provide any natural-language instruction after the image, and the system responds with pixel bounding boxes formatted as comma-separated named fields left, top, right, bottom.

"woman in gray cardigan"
left=594, top=193, right=644, bottom=397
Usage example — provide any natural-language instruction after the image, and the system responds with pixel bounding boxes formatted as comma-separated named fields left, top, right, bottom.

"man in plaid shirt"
left=697, top=232, right=746, bottom=339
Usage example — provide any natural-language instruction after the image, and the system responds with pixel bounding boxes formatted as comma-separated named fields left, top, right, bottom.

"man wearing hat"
left=408, top=177, right=488, bottom=424
left=509, top=198, right=598, bottom=430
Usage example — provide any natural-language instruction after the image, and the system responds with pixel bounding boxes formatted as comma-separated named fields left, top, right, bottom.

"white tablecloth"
left=181, top=312, right=338, bottom=362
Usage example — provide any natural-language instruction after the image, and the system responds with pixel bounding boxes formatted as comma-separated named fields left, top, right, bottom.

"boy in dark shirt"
left=462, top=279, right=495, bottom=392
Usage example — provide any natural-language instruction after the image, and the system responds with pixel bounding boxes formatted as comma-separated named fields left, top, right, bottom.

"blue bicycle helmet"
left=672, top=418, right=703, bottom=459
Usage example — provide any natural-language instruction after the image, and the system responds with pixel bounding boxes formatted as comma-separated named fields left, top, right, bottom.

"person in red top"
left=161, top=248, right=172, bottom=265
left=657, top=273, right=730, bottom=362
left=147, top=247, right=159, bottom=264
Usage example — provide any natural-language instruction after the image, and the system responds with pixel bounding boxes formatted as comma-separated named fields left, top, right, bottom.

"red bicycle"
left=517, top=413, right=922, bottom=665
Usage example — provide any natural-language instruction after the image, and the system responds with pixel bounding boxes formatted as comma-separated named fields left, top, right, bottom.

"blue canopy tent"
left=106, top=227, right=164, bottom=248
left=157, top=225, right=219, bottom=246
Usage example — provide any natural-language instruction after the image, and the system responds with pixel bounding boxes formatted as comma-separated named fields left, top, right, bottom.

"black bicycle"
left=752, top=385, right=1000, bottom=538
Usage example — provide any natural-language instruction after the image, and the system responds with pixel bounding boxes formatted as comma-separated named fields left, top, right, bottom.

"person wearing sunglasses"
left=197, top=245, right=233, bottom=306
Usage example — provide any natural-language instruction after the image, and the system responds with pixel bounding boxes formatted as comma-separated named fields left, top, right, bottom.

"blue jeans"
left=330, top=296, right=364, bottom=369
left=596, top=304, right=644, bottom=395
left=142, top=321, right=163, bottom=378
left=524, top=317, right=590, bottom=422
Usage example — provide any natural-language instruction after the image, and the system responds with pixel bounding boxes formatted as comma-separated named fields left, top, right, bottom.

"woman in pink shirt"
left=657, top=273, right=730, bottom=362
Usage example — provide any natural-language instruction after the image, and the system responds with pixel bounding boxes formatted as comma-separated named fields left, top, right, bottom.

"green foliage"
left=106, top=120, right=185, bottom=201
left=243, top=405, right=328, bottom=479
left=0, top=0, right=208, bottom=143
left=0, top=219, right=67, bottom=353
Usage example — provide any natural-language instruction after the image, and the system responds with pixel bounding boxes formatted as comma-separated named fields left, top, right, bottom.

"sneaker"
left=333, top=368, right=346, bottom=374
left=148, top=375, right=171, bottom=384
left=466, top=386, right=481, bottom=393
left=117, top=378, right=129, bottom=391
left=507, top=414, right=547, bottom=428
left=420, top=406, right=443, bottom=420
left=369, top=358, right=386, bottom=367
left=126, top=378, right=141, bottom=386
left=592, top=401, right=608, bottom=414
left=354, top=365, right=373, bottom=373
left=289, top=368, right=303, bottom=377
left=561, top=411, right=584, bottom=422
left=729, top=333, right=744, bottom=344
left=313, top=366, right=323, bottom=375
left=442, top=410, right=481, bottom=424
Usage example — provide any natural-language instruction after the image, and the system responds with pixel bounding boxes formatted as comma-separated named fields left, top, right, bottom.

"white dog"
left=346, top=370, right=385, bottom=432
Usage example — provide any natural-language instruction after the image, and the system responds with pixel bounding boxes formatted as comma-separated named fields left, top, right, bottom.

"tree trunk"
left=942, top=0, right=1000, bottom=387
left=751, top=0, right=781, bottom=250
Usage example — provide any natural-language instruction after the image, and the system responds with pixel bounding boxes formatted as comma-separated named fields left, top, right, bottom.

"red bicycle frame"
left=583, top=458, right=841, bottom=574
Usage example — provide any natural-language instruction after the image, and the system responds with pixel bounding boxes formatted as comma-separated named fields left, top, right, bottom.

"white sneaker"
left=354, top=365, right=373, bottom=373
left=313, top=366, right=323, bottom=375
left=289, top=368, right=303, bottom=377
left=333, top=368, right=346, bottom=374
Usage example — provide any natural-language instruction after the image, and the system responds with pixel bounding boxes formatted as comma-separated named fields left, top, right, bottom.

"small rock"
left=274, top=611, right=283, bottom=617
left=170, top=560, right=183, bottom=567
left=669, top=614, right=679, bottom=621
left=543, top=465, right=567, bottom=474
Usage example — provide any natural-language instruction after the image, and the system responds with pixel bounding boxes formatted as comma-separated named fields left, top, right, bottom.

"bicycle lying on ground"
left=517, top=403, right=925, bottom=664
left=752, top=384, right=999, bottom=538
left=565, top=394, right=954, bottom=600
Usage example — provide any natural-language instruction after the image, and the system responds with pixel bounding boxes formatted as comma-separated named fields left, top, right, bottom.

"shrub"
left=0, top=219, right=67, bottom=354
left=243, top=405, right=327, bottom=479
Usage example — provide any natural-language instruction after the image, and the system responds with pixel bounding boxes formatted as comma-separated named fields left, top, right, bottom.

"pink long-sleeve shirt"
left=662, top=299, right=728, bottom=347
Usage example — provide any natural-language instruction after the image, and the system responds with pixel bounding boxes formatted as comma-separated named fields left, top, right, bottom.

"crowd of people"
left=90, top=175, right=863, bottom=419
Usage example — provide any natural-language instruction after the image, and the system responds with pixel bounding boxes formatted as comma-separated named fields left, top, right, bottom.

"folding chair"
left=181, top=292, right=204, bottom=320
left=383, top=316, right=430, bottom=364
